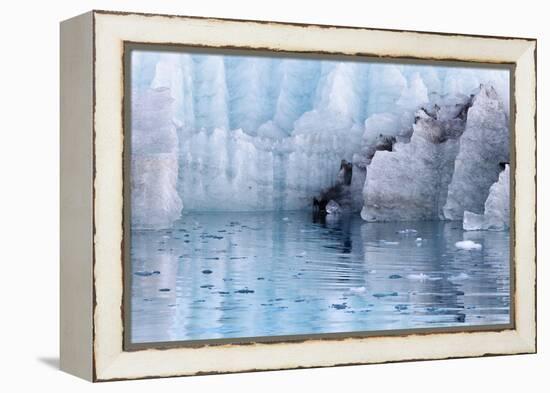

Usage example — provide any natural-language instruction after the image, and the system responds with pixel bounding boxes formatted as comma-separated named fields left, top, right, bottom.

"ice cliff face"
left=443, top=85, right=509, bottom=220
left=130, top=50, right=510, bottom=229
left=360, top=84, right=509, bottom=223
left=360, top=92, right=471, bottom=221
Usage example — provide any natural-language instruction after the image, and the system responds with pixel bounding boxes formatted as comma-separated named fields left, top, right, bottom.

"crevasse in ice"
left=130, top=50, right=510, bottom=229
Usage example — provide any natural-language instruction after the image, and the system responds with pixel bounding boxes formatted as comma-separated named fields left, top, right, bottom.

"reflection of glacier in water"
left=130, top=212, right=509, bottom=343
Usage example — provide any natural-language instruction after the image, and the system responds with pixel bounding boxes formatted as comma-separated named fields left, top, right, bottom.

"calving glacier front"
left=130, top=50, right=510, bottom=231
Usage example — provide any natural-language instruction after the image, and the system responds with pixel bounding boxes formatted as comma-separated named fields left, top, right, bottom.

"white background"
left=0, top=0, right=546, bottom=391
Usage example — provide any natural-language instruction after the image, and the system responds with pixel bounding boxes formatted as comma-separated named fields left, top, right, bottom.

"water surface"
left=130, top=211, right=510, bottom=343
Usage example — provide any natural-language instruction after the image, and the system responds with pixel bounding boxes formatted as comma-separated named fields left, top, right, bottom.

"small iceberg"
left=325, top=200, right=342, bottom=215
left=397, top=229, right=418, bottom=235
left=455, top=240, right=482, bottom=250
left=407, top=273, right=441, bottom=281
left=350, top=286, right=366, bottom=293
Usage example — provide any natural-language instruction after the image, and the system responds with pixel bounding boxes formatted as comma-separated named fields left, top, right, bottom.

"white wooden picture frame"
left=60, top=10, right=536, bottom=381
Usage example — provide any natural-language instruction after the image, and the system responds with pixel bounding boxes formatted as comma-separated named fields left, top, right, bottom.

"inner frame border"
left=121, top=42, right=517, bottom=352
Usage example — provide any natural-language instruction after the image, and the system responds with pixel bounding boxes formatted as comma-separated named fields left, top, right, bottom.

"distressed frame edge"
left=512, top=40, right=537, bottom=354
left=90, top=11, right=537, bottom=381
left=59, top=11, right=95, bottom=381
left=91, top=8, right=537, bottom=42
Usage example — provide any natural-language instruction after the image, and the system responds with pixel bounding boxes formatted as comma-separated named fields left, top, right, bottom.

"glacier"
left=130, top=49, right=510, bottom=230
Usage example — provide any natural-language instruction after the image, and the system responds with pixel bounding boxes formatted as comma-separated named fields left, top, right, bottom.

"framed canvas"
left=60, top=10, right=537, bottom=382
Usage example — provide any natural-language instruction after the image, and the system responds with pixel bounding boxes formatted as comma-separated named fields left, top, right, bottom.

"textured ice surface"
left=463, top=165, right=510, bottom=231
left=360, top=97, right=469, bottom=221
left=325, top=200, right=341, bottom=214
left=361, top=84, right=508, bottom=222
left=484, top=165, right=510, bottom=230
left=130, top=87, right=183, bottom=229
left=444, top=85, right=509, bottom=220
left=130, top=50, right=510, bottom=227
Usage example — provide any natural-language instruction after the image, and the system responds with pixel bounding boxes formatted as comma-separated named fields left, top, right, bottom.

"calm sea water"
left=130, top=211, right=510, bottom=344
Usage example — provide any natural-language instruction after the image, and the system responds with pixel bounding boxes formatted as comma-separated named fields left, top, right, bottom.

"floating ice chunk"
left=407, top=273, right=426, bottom=281
left=449, top=273, right=470, bottom=281
left=325, top=200, right=342, bottom=215
left=455, top=240, right=482, bottom=250
left=398, top=229, right=418, bottom=235
left=381, top=240, right=400, bottom=245
left=406, top=273, right=441, bottom=281
left=350, top=286, right=366, bottom=293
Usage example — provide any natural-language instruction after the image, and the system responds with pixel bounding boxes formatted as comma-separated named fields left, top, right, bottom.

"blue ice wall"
left=130, top=49, right=510, bottom=225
